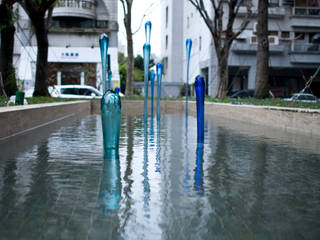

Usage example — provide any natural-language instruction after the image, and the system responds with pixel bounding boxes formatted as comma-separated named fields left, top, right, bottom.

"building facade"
left=14, top=0, right=119, bottom=92
left=161, top=0, right=320, bottom=98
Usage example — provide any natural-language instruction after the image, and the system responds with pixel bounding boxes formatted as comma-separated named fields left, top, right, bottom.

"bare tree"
left=0, top=0, right=17, bottom=96
left=18, top=0, right=57, bottom=96
left=188, top=0, right=252, bottom=98
left=254, top=0, right=269, bottom=98
left=120, top=0, right=134, bottom=96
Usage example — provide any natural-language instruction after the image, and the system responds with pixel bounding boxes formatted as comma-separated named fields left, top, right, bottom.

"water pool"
left=0, top=113, right=320, bottom=239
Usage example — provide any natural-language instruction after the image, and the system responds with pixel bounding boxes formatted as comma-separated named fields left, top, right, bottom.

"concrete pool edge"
left=0, top=100, right=319, bottom=139
left=0, top=101, right=91, bottom=140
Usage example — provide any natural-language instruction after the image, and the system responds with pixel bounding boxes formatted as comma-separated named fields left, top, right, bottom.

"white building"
left=14, top=0, right=120, bottom=92
left=162, top=0, right=320, bottom=98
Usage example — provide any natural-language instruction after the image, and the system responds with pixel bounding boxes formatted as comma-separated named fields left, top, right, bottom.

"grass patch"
left=206, top=97, right=320, bottom=109
left=1, top=95, right=319, bottom=110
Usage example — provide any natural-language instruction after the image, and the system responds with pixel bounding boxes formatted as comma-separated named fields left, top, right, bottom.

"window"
left=187, top=17, right=190, bottom=29
left=268, top=0, right=279, bottom=7
left=165, top=35, right=168, bottom=50
left=199, top=36, right=202, bottom=51
left=165, top=6, right=168, bottom=28
left=61, top=88, right=78, bottom=95
left=268, top=31, right=278, bottom=36
left=295, top=33, right=305, bottom=40
left=281, top=31, right=290, bottom=39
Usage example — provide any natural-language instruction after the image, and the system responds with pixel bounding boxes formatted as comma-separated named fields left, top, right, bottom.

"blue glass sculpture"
left=145, top=21, right=152, bottom=44
left=195, top=75, right=205, bottom=144
left=185, top=39, right=192, bottom=116
left=143, top=21, right=152, bottom=124
left=156, top=63, right=162, bottom=122
left=108, top=71, right=112, bottom=90
left=99, top=34, right=109, bottom=94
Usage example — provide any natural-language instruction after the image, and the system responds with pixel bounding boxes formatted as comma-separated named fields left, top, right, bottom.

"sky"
left=118, top=0, right=162, bottom=58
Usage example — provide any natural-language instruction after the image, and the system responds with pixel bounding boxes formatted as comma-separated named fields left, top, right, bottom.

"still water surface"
left=0, top=114, right=319, bottom=239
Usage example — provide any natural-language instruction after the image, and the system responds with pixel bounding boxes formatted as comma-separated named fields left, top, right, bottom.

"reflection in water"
left=194, top=143, right=204, bottom=195
left=142, top=116, right=150, bottom=217
left=99, top=149, right=121, bottom=217
left=183, top=116, right=191, bottom=190
left=155, top=111, right=161, bottom=173
left=0, top=114, right=320, bottom=239
left=121, top=116, right=134, bottom=229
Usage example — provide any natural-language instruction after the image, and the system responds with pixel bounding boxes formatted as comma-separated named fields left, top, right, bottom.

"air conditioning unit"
left=250, top=36, right=257, bottom=44
left=268, top=36, right=279, bottom=45
left=253, top=22, right=258, bottom=34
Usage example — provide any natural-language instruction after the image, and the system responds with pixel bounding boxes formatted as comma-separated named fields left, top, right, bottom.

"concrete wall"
left=188, top=102, right=320, bottom=137
left=0, top=101, right=91, bottom=140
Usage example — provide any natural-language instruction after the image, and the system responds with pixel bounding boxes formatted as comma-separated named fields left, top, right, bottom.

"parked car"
left=230, top=89, right=274, bottom=98
left=49, top=85, right=103, bottom=99
left=283, top=93, right=318, bottom=103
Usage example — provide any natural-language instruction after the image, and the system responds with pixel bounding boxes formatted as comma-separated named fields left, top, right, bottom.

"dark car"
left=230, top=89, right=274, bottom=98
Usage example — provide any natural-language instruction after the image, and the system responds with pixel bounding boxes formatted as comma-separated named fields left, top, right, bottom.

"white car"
left=283, top=93, right=318, bottom=103
left=49, top=85, right=103, bottom=99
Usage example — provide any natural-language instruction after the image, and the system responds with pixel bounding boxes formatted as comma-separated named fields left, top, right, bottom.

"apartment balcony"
left=52, top=0, right=97, bottom=19
left=291, top=7, right=320, bottom=28
left=290, top=43, right=320, bottom=63
left=232, top=41, right=285, bottom=55
left=237, top=7, right=285, bottom=18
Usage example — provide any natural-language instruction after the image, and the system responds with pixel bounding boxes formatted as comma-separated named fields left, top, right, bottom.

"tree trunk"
left=32, top=17, right=49, bottom=96
left=215, top=51, right=229, bottom=99
left=0, top=3, right=17, bottom=96
left=126, top=32, right=134, bottom=96
left=254, top=0, right=269, bottom=98
left=124, top=4, right=134, bottom=97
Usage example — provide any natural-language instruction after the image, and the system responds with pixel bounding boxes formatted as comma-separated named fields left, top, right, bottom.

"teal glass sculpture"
left=99, top=34, right=109, bottom=94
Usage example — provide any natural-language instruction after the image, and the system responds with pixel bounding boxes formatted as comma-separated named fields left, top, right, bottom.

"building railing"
left=293, top=7, right=320, bottom=16
left=292, top=43, right=320, bottom=52
left=56, top=0, right=97, bottom=10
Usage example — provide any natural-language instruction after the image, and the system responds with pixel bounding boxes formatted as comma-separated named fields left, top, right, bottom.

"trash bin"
left=15, top=91, right=25, bottom=105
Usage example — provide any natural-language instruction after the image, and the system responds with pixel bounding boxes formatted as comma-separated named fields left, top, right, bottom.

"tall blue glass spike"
left=194, top=143, right=204, bottom=195
left=99, top=148, right=121, bottom=216
left=156, top=63, right=163, bottom=122
left=143, top=43, right=151, bottom=123
left=145, top=21, right=152, bottom=45
left=185, top=39, right=192, bottom=105
left=99, top=33, right=109, bottom=94
left=108, top=71, right=112, bottom=90
left=195, top=75, right=205, bottom=144
left=150, top=71, right=155, bottom=119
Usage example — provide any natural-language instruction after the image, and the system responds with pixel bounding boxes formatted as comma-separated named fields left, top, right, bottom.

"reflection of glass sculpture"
left=195, top=75, right=205, bottom=144
left=150, top=71, right=155, bottom=120
left=194, top=143, right=204, bottom=195
left=99, top=148, right=121, bottom=216
left=99, top=33, right=122, bottom=216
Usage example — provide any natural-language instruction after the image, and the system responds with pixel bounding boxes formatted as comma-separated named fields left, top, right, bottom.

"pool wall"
left=188, top=102, right=320, bottom=137
left=0, top=101, right=90, bottom=140
left=1, top=100, right=319, bottom=140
